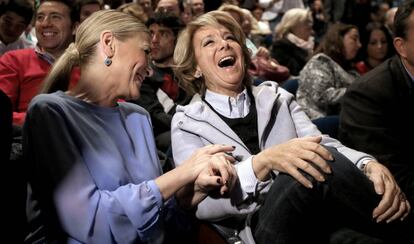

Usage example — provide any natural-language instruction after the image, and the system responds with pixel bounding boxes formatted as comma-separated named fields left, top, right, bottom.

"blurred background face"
left=291, top=17, right=314, bottom=41
left=0, top=11, right=27, bottom=44
left=156, top=0, right=180, bottom=16
left=79, top=3, right=102, bottom=23
left=367, top=29, right=388, bottom=61
left=343, top=28, right=361, bottom=60
left=191, top=0, right=204, bottom=17
left=35, top=1, right=74, bottom=56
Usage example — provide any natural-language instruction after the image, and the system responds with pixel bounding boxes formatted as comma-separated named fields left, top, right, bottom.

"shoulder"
left=0, top=48, right=36, bottom=64
left=119, top=101, right=150, bottom=117
left=27, top=93, right=66, bottom=116
left=254, top=81, right=294, bottom=103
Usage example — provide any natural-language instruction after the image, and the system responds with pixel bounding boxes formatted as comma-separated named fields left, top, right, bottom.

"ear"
left=100, top=31, right=115, bottom=58
left=394, top=37, right=407, bottom=59
left=193, top=65, right=202, bottom=78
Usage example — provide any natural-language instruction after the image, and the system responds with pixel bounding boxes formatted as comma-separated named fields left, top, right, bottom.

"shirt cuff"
left=356, top=157, right=375, bottom=171
left=235, top=156, right=272, bottom=195
left=147, top=180, right=164, bottom=210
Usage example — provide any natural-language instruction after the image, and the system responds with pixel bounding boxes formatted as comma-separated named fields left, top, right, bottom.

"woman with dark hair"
left=297, top=23, right=361, bottom=120
left=355, top=22, right=395, bottom=75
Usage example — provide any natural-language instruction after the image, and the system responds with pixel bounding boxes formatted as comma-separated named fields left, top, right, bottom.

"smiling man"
left=0, top=0, right=80, bottom=127
left=131, top=12, right=190, bottom=157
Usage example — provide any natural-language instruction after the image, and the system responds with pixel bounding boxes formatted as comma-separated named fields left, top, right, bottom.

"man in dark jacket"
left=131, top=12, right=190, bottom=156
left=339, top=0, right=414, bottom=224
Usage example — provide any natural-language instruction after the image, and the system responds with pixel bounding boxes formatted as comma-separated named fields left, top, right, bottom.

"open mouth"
left=218, top=56, right=236, bottom=68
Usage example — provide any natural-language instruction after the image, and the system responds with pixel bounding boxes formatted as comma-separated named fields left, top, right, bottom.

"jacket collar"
left=179, top=82, right=281, bottom=150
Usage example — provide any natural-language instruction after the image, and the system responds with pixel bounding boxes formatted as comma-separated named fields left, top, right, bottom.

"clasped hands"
left=186, top=144, right=238, bottom=198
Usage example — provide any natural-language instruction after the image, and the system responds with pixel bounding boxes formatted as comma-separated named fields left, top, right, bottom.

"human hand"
left=253, top=136, right=333, bottom=188
left=194, top=152, right=238, bottom=197
left=364, top=160, right=411, bottom=223
left=181, top=144, right=235, bottom=179
left=255, top=46, right=270, bottom=59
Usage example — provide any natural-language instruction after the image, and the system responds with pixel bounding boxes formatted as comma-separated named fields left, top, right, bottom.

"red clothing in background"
left=0, top=48, right=79, bottom=126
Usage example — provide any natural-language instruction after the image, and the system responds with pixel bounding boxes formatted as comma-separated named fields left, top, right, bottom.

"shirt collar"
left=205, top=88, right=251, bottom=118
left=35, top=45, right=55, bottom=65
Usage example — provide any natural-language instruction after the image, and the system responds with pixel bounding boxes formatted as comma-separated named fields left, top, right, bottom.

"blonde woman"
left=271, top=8, right=314, bottom=75
left=24, top=10, right=237, bottom=243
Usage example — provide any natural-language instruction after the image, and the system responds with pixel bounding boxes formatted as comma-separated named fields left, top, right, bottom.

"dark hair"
left=394, top=0, right=414, bottom=39
left=75, top=0, right=103, bottom=13
left=358, top=22, right=394, bottom=62
left=0, top=0, right=34, bottom=25
left=37, top=0, right=80, bottom=23
left=146, top=12, right=185, bottom=37
left=316, top=23, right=358, bottom=70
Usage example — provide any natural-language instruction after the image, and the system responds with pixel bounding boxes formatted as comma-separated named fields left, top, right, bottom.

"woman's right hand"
left=252, top=136, right=333, bottom=188
left=194, top=152, right=238, bottom=197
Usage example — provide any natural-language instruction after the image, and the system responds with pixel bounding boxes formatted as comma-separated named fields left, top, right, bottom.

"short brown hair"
left=173, top=10, right=252, bottom=96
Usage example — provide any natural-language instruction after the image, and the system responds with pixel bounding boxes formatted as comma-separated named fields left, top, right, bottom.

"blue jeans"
left=252, top=147, right=412, bottom=244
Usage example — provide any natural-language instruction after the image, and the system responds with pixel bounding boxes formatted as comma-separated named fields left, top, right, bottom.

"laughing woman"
left=171, top=10, right=412, bottom=244
left=23, top=10, right=237, bottom=243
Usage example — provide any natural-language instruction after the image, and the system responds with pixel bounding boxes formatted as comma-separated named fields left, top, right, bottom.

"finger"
left=372, top=176, right=395, bottom=218
left=386, top=198, right=408, bottom=223
left=285, top=165, right=313, bottom=188
left=371, top=173, right=386, bottom=195
left=301, top=143, right=332, bottom=173
left=211, top=156, right=231, bottom=184
left=203, top=144, right=235, bottom=155
left=294, top=158, right=325, bottom=182
left=219, top=152, right=237, bottom=163
left=401, top=200, right=411, bottom=221
left=196, top=174, right=222, bottom=192
left=300, top=149, right=331, bottom=175
left=376, top=189, right=400, bottom=222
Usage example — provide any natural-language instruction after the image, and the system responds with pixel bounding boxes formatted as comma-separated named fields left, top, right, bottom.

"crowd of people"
left=0, top=0, right=413, bottom=243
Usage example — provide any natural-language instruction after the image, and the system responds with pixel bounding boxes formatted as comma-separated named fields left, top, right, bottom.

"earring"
left=195, top=70, right=202, bottom=78
left=104, top=56, right=112, bottom=66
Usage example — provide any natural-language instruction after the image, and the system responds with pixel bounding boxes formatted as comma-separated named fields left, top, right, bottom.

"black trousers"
left=252, top=147, right=413, bottom=244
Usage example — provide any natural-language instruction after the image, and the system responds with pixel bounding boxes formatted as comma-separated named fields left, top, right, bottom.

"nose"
left=219, top=38, right=230, bottom=50
left=39, top=15, right=52, bottom=27
left=151, top=33, right=159, bottom=43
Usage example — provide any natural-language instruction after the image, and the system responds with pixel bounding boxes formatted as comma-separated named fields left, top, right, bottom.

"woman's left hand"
left=364, top=160, right=411, bottom=223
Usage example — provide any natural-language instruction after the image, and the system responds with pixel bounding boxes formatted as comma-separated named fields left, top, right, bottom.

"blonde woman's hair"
left=41, top=9, right=149, bottom=94
left=275, top=8, right=311, bottom=39
left=173, top=10, right=252, bottom=96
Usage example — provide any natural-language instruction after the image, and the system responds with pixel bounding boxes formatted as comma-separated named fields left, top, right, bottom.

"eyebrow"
left=36, top=11, right=65, bottom=17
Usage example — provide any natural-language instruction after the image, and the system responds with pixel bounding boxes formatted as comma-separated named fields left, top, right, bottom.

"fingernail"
left=319, top=176, right=325, bottom=182
left=329, top=155, right=334, bottom=161
left=307, top=183, right=313, bottom=188
left=223, top=180, right=228, bottom=185
left=376, top=218, right=382, bottom=223
left=217, top=178, right=221, bottom=184
left=326, top=167, right=332, bottom=174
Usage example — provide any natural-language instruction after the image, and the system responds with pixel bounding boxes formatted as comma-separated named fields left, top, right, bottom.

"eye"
left=225, top=35, right=236, bottom=41
left=202, top=40, right=213, bottom=47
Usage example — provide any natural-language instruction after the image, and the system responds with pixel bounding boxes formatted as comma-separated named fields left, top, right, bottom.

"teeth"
left=43, top=32, right=55, bottom=36
left=218, top=56, right=235, bottom=68
left=219, top=56, right=234, bottom=63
